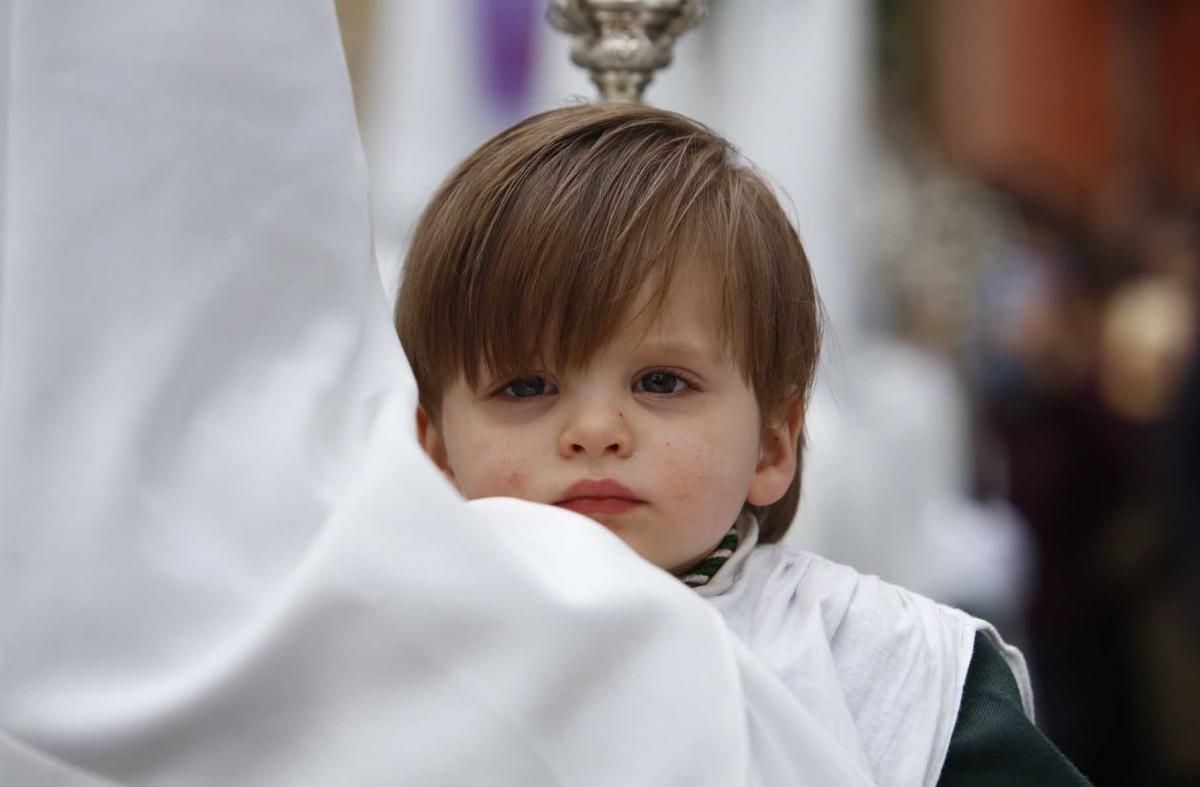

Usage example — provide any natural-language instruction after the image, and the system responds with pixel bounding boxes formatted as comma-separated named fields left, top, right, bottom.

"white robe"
left=700, top=517, right=1035, bottom=787
left=0, top=2, right=874, bottom=785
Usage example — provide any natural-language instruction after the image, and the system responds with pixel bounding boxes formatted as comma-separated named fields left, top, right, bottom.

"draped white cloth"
left=702, top=517, right=1034, bottom=787
left=0, top=2, right=875, bottom=785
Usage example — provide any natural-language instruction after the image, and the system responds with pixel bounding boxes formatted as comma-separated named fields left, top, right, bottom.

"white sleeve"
left=0, top=2, right=873, bottom=785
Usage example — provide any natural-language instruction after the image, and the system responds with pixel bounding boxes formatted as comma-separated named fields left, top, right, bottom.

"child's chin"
left=583, top=511, right=628, bottom=532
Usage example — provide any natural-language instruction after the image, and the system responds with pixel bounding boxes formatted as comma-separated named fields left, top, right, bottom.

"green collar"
left=679, top=526, right=739, bottom=588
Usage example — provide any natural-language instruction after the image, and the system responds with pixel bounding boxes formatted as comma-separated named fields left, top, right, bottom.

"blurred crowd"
left=885, top=162, right=1200, bottom=786
left=865, top=3, right=1200, bottom=783
left=972, top=184, right=1200, bottom=786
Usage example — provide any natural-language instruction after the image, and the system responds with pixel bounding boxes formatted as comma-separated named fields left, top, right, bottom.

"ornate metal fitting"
left=548, top=0, right=707, bottom=103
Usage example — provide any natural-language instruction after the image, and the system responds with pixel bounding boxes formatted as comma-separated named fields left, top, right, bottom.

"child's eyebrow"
left=631, top=337, right=720, bottom=362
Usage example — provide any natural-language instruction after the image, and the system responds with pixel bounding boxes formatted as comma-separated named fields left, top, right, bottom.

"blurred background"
left=334, top=2, right=1200, bottom=784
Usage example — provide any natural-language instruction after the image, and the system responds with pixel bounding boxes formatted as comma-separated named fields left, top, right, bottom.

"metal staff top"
left=548, top=0, right=708, bottom=103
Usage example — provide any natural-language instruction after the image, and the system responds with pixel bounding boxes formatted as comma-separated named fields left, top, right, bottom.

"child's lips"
left=554, top=478, right=646, bottom=515
left=556, top=497, right=645, bottom=515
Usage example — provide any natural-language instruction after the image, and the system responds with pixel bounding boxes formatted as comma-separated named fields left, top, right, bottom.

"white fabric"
left=0, top=2, right=875, bottom=786
left=700, top=518, right=1034, bottom=787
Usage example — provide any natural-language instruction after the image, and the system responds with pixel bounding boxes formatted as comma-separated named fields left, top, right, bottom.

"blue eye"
left=636, top=371, right=688, bottom=395
left=502, top=376, right=554, bottom=398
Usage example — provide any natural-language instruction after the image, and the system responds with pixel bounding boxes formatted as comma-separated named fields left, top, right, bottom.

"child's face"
left=418, top=273, right=800, bottom=574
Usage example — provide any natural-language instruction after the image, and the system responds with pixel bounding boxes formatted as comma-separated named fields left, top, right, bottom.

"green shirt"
left=937, top=632, right=1092, bottom=786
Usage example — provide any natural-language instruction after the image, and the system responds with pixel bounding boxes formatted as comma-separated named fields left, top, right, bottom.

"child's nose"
left=559, top=406, right=633, bottom=459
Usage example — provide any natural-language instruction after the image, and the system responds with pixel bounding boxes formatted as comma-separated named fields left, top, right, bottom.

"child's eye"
left=635, top=371, right=690, bottom=395
left=500, top=376, right=557, bottom=398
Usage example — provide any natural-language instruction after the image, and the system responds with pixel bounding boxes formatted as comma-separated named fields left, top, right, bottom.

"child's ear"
left=746, top=396, right=804, bottom=507
left=415, top=407, right=456, bottom=484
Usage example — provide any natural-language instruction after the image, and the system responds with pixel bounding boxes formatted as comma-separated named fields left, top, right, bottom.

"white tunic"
left=699, top=516, right=1035, bottom=787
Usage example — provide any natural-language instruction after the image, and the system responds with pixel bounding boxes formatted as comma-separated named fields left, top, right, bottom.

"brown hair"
left=395, top=103, right=820, bottom=543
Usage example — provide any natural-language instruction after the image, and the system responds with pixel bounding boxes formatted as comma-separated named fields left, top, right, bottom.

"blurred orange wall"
left=933, top=0, right=1199, bottom=209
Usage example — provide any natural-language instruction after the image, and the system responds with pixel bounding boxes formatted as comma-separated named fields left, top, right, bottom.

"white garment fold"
left=0, top=2, right=874, bottom=785
left=702, top=517, right=1034, bottom=787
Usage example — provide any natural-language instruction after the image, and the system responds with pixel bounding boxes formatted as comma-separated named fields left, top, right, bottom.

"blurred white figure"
left=787, top=141, right=1033, bottom=626
left=795, top=342, right=1033, bottom=629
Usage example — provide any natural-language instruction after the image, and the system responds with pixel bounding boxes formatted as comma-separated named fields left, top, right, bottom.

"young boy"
left=395, top=103, right=1091, bottom=787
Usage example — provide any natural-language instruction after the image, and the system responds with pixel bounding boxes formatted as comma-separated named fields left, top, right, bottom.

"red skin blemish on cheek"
left=506, top=471, right=525, bottom=491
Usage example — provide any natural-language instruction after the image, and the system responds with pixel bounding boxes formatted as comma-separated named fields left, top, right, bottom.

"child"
left=395, top=103, right=1091, bottom=787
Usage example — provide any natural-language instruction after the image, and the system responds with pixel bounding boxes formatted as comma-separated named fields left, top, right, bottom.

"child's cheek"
left=655, top=425, right=753, bottom=528
left=477, top=464, right=529, bottom=499
left=458, top=436, right=532, bottom=500
left=657, top=436, right=713, bottom=505
left=503, top=468, right=528, bottom=495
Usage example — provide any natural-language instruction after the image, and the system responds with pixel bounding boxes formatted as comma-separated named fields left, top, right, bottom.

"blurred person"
left=1148, top=348, right=1200, bottom=784
left=1133, top=206, right=1200, bottom=784
left=1162, top=208, right=1200, bottom=630
left=396, top=102, right=1092, bottom=787
left=974, top=190, right=1200, bottom=786
left=1087, top=201, right=1200, bottom=786
left=977, top=194, right=1143, bottom=786
left=1168, top=352, right=1200, bottom=627
left=786, top=143, right=1035, bottom=653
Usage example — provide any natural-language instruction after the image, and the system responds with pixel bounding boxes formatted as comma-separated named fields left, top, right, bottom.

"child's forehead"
left=501, top=269, right=736, bottom=371
left=623, top=267, right=724, bottom=336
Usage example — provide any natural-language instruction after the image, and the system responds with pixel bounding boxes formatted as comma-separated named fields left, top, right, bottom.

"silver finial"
left=548, top=0, right=707, bottom=103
